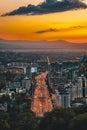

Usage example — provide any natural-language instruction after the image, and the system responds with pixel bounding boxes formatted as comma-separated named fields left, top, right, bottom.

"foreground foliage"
left=0, top=107, right=87, bottom=130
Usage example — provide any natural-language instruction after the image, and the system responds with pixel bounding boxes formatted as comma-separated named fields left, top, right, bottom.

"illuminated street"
left=31, top=72, right=53, bottom=117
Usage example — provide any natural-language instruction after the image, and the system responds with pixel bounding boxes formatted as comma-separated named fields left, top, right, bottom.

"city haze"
left=0, top=39, right=87, bottom=52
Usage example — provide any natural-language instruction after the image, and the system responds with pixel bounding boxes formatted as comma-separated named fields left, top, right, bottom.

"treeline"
left=0, top=107, right=87, bottom=130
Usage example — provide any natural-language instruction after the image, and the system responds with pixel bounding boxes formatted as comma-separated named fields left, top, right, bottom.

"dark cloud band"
left=36, top=28, right=57, bottom=34
left=1, top=0, right=87, bottom=16
left=35, top=25, right=87, bottom=34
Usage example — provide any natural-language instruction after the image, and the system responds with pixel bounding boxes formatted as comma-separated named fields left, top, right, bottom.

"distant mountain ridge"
left=0, top=39, right=87, bottom=52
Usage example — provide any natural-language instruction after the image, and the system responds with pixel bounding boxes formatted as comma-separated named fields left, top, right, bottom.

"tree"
left=39, top=108, right=75, bottom=130
left=69, top=113, right=87, bottom=130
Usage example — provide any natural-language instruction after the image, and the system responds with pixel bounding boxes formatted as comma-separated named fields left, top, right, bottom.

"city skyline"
left=0, top=0, right=87, bottom=43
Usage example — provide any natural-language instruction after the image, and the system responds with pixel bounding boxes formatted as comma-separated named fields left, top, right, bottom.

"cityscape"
left=0, top=51, right=87, bottom=129
left=0, top=52, right=87, bottom=114
left=1, top=0, right=87, bottom=130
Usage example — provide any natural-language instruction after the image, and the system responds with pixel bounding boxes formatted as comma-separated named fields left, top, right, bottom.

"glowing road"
left=31, top=72, right=53, bottom=117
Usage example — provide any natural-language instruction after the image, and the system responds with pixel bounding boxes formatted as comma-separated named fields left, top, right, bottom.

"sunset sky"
left=0, top=0, right=87, bottom=43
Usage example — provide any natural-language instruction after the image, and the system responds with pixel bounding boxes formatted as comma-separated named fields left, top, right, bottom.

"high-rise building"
left=58, top=93, right=71, bottom=108
left=67, top=83, right=77, bottom=101
left=22, top=76, right=31, bottom=91
left=78, top=75, right=87, bottom=98
left=72, top=75, right=87, bottom=99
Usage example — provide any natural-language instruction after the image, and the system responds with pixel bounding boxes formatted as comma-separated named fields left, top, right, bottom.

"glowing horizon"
left=0, top=0, right=87, bottom=43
